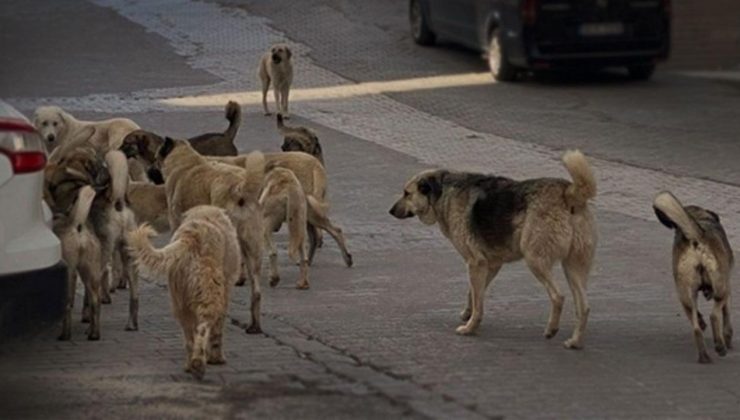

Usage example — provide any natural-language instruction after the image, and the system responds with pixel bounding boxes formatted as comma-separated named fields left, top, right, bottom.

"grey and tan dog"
left=390, top=151, right=597, bottom=349
left=277, top=114, right=324, bottom=165
left=128, top=205, right=241, bottom=380
left=259, top=44, right=294, bottom=118
left=653, top=192, right=734, bottom=363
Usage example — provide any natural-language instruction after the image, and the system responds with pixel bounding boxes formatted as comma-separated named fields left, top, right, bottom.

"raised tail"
left=562, top=150, right=597, bottom=209
left=223, top=101, right=242, bottom=142
left=104, top=150, right=129, bottom=211
left=653, top=192, right=702, bottom=241
left=72, top=186, right=96, bottom=227
left=127, top=224, right=184, bottom=278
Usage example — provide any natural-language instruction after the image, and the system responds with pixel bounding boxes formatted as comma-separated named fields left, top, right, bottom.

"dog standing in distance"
left=53, top=186, right=103, bottom=341
left=127, top=206, right=241, bottom=380
left=277, top=114, right=324, bottom=166
left=653, top=192, right=734, bottom=363
left=389, top=151, right=597, bottom=349
left=259, top=44, right=293, bottom=118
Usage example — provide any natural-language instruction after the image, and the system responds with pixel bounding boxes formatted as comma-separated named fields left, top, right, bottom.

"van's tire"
left=488, top=29, right=517, bottom=82
left=410, top=0, right=436, bottom=46
left=627, top=64, right=655, bottom=81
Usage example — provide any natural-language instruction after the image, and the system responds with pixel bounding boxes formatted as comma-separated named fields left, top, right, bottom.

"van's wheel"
left=627, top=64, right=655, bottom=81
left=488, top=29, right=517, bottom=82
left=410, top=0, right=435, bottom=46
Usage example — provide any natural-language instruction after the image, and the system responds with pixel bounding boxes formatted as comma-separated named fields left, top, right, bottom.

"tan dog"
left=260, top=167, right=309, bottom=289
left=258, top=44, right=294, bottom=118
left=127, top=205, right=241, bottom=380
left=33, top=105, right=139, bottom=152
left=389, top=151, right=597, bottom=349
left=128, top=181, right=169, bottom=232
left=154, top=137, right=265, bottom=334
left=277, top=114, right=324, bottom=166
left=44, top=147, right=139, bottom=332
left=53, top=186, right=103, bottom=341
left=653, top=192, right=734, bottom=363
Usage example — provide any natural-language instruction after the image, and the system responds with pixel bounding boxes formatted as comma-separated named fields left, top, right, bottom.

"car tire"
left=488, top=29, right=517, bottom=82
left=410, top=0, right=435, bottom=46
left=627, top=64, right=655, bottom=81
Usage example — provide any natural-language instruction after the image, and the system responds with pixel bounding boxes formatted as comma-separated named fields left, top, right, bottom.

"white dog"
left=33, top=105, right=140, bottom=153
left=258, top=44, right=294, bottom=118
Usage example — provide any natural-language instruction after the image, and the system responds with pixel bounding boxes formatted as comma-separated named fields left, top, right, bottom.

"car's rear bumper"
left=0, top=261, right=67, bottom=340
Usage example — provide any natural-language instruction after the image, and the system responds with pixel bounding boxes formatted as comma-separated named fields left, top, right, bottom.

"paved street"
left=2, top=0, right=740, bottom=419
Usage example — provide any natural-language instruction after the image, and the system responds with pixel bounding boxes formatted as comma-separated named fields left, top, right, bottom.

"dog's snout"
left=47, top=134, right=56, bottom=143
left=271, top=53, right=281, bottom=63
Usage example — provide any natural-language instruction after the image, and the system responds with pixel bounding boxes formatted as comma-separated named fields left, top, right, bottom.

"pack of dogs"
left=33, top=44, right=734, bottom=379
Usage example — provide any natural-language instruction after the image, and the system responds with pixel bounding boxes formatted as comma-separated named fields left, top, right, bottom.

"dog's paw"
left=245, top=324, right=262, bottom=335
left=188, top=359, right=205, bottom=380
left=87, top=331, right=100, bottom=341
left=716, top=344, right=728, bottom=357
left=58, top=331, right=71, bottom=341
left=563, top=338, right=583, bottom=350
left=544, top=328, right=559, bottom=339
left=344, top=253, right=353, bottom=268
left=101, top=295, right=112, bottom=305
left=125, top=322, right=138, bottom=332
left=460, top=308, right=472, bottom=322
left=269, top=276, right=281, bottom=288
left=698, top=351, right=712, bottom=364
left=296, top=281, right=310, bottom=290
left=235, top=277, right=246, bottom=287
left=264, top=112, right=273, bottom=117
left=207, top=355, right=226, bottom=365
left=455, top=325, right=477, bottom=336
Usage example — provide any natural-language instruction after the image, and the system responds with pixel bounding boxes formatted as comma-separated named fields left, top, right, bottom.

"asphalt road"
left=2, top=1, right=740, bottom=419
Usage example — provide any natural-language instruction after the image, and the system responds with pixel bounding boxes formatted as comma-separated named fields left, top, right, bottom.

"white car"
left=0, top=100, right=66, bottom=338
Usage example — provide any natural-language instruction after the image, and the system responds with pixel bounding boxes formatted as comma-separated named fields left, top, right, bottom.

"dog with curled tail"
left=127, top=205, right=241, bottom=380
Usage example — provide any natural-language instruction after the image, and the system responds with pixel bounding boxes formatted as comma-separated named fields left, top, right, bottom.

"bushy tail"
left=562, top=150, right=597, bottom=209
left=243, top=151, right=266, bottom=198
left=127, top=224, right=184, bottom=278
left=223, top=101, right=242, bottom=142
left=104, top=150, right=129, bottom=211
left=653, top=192, right=702, bottom=241
left=72, top=186, right=96, bottom=227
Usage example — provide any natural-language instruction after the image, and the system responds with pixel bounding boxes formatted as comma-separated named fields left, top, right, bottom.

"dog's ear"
left=707, top=210, right=721, bottom=223
left=147, top=167, right=165, bottom=185
left=159, top=137, right=175, bottom=159
left=285, top=46, right=292, bottom=60
left=417, top=172, right=444, bottom=201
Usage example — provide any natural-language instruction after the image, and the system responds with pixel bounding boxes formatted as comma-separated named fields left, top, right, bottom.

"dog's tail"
left=653, top=192, right=702, bottom=241
left=243, top=151, right=266, bottom=199
left=72, top=186, right=96, bottom=228
left=105, top=150, right=129, bottom=211
left=563, top=150, right=597, bottom=209
left=127, top=223, right=185, bottom=278
left=224, top=101, right=242, bottom=142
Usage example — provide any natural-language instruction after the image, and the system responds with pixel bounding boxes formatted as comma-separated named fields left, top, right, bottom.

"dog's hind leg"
left=456, top=261, right=500, bottom=335
left=261, top=73, right=271, bottom=115
left=123, top=249, right=139, bottom=331
left=526, top=256, right=564, bottom=340
left=679, top=288, right=711, bottom=363
left=723, top=297, right=733, bottom=348
left=281, top=86, right=290, bottom=119
left=562, top=258, right=591, bottom=350
left=711, top=296, right=729, bottom=356
left=244, top=250, right=263, bottom=334
left=307, top=205, right=352, bottom=267
left=58, top=268, right=78, bottom=341
left=307, top=224, right=320, bottom=265
left=265, top=228, right=281, bottom=288
left=79, top=263, right=101, bottom=341
left=207, top=316, right=226, bottom=365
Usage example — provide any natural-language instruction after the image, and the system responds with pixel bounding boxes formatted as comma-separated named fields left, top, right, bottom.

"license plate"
left=579, top=22, right=624, bottom=36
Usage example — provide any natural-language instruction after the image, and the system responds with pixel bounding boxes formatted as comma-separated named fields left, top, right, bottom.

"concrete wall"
left=668, top=0, right=740, bottom=70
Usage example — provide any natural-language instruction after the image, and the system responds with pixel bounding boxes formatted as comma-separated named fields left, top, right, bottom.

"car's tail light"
left=522, top=0, right=539, bottom=26
left=0, top=127, right=48, bottom=174
left=0, top=150, right=47, bottom=174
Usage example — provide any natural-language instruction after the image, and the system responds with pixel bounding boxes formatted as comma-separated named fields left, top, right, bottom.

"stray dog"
left=44, top=147, right=139, bottom=331
left=33, top=105, right=139, bottom=152
left=277, top=114, right=324, bottom=165
left=188, top=101, right=241, bottom=156
left=128, top=181, right=169, bottom=232
left=389, top=151, right=597, bottom=349
left=259, top=167, right=309, bottom=289
left=53, top=186, right=103, bottom=341
left=127, top=205, right=241, bottom=380
left=653, top=192, right=734, bottom=363
left=153, top=137, right=265, bottom=334
left=258, top=44, right=293, bottom=118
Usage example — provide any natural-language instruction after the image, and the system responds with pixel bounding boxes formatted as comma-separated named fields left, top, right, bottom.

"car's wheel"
left=488, top=29, right=517, bottom=82
left=410, top=0, right=435, bottom=46
left=627, top=64, right=655, bottom=81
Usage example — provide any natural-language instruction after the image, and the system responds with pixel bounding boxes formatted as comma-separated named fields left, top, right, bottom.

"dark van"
left=410, top=0, right=671, bottom=81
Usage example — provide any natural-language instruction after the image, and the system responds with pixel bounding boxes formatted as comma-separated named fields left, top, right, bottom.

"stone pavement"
left=3, top=0, right=740, bottom=419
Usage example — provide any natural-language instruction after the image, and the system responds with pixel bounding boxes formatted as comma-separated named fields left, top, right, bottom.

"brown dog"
left=653, top=192, right=734, bottom=363
left=258, top=44, right=293, bottom=118
left=390, top=151, right=597, bottom=349
left=277, top=114, right=324, bottom=166
left=127, top=205, right=241, bottom=380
